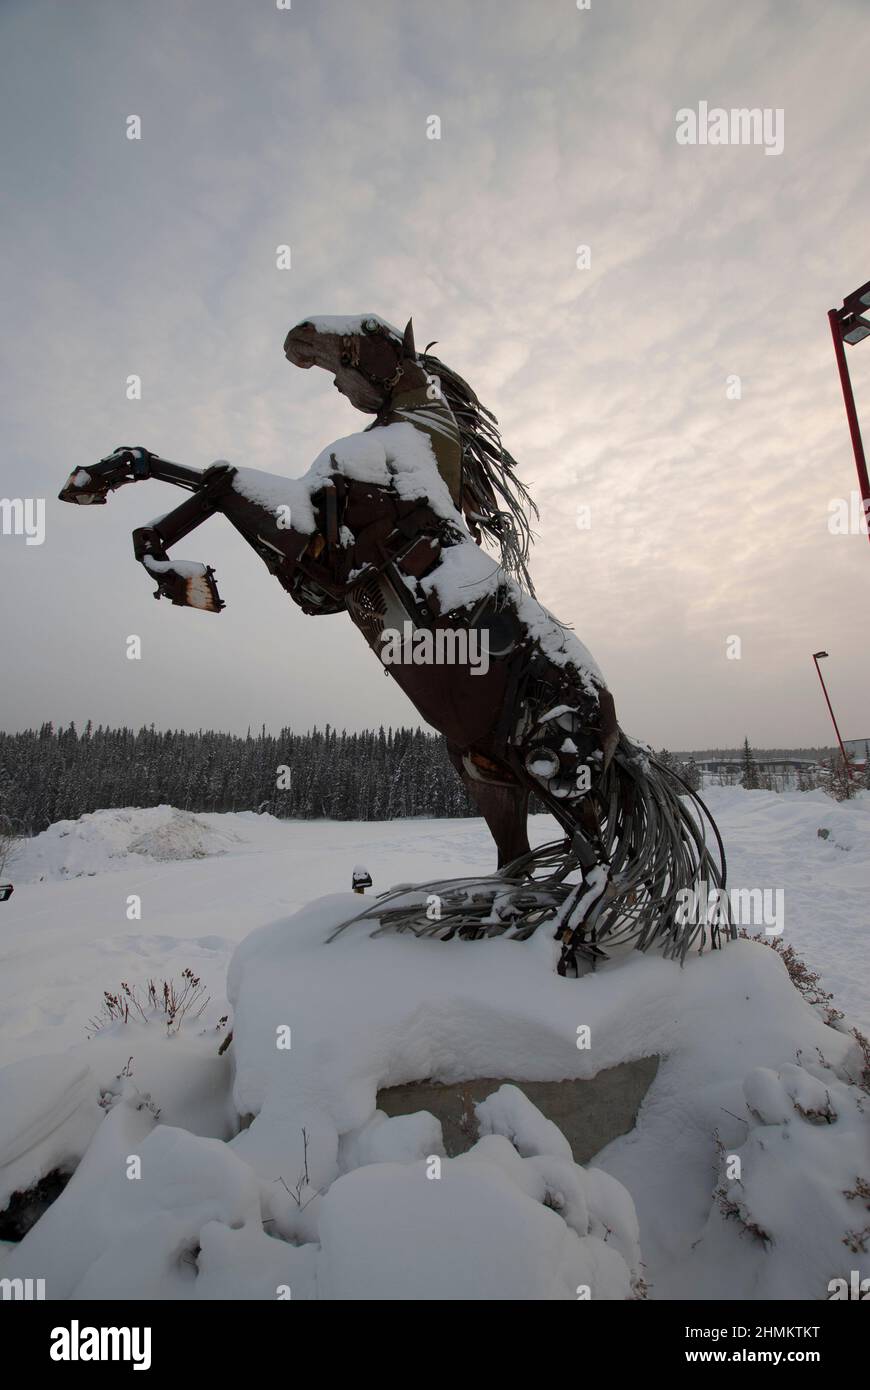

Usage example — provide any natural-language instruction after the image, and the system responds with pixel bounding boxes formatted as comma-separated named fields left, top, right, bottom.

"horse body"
left=59, top=313, right=730, bottom=968
left=242, top=394, right=615, bottom=852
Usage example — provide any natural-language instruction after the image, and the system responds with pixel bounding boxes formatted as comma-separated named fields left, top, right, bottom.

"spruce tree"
left=740, top=737, right=759, bottom=790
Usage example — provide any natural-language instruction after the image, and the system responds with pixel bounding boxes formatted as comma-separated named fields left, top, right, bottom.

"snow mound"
left=317, top=1145, right=635, bottom=1300
left=5, top=870, right=868, bottom=1301
left=0, top=1038, right=234, bottom=1219
left=0, top=1055, right=102, bottom=1211
left=680, top=1059, right=869, bottom=1299
left=4, top=1097, right=316, bottom=1300
left=5, top=893, right=646, bottom=1300
left=225, top=892, right=868, bottom=1300
left=14, top=806, right=244, bottom=881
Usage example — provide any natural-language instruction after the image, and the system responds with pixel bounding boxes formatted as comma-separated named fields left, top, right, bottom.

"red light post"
left=812, top=651, right=853, bottom=781
left=829, top=280, right=870, bottom=546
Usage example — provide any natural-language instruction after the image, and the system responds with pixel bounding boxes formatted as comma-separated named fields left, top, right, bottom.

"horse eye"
left=340, top=352, right=352, bottom=366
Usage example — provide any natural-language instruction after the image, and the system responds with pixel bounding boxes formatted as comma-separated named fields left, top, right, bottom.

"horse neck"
left=387, top=357, right=430, bottom=402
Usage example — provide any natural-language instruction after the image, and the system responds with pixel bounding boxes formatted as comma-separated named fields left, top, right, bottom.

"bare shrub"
left=712, top=1130, right=771, bottom=1246
left=849, top=1026, right=870, bottom=1096
left=87, top=968, right=210, bottom=1036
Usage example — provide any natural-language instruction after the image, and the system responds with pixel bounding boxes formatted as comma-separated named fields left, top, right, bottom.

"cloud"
left=1, top=0, right=868, bottom=748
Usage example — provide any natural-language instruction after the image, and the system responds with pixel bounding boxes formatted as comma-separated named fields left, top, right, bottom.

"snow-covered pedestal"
left=3, top=886, right=868, bottom=1300
left=225, top=891, right=870, bottom=1299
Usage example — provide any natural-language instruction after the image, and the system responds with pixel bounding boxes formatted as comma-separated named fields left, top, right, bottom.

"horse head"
left=285, top=313, right=539, bottom=591
left=283, top=314, right=421, bottom=414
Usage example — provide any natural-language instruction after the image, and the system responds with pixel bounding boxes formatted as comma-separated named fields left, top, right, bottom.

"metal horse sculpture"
left=60, top=314, right=731, bottom=972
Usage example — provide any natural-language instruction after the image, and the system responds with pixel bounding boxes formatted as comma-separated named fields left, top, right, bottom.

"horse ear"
left=402, top=318, right=417, bottom=360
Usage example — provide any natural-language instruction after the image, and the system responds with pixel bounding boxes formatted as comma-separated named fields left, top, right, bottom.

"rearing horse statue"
left=59, top=314, right=730, bottom=972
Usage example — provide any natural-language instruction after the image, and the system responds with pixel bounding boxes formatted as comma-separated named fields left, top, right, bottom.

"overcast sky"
left=1, top=0, right=868, bottom=749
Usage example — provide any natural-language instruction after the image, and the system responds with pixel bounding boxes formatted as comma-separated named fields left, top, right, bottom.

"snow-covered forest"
left=0, top=723, right=478, bottom=832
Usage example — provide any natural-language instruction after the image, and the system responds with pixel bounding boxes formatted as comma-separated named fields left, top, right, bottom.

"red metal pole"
left=828, top=307, right=870, bottom=545
left=813, top=654, right=853, bottom=779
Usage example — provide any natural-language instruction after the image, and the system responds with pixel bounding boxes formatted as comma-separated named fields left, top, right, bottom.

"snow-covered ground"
left=0, top=787, right=868, bottom=1299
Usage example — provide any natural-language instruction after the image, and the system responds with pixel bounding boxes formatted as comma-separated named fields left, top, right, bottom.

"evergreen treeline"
left=0, top=722, right=481, bottom=834
left=2, top=725, right=858, bottom=838
left=672, top=745, right=835, bottom=761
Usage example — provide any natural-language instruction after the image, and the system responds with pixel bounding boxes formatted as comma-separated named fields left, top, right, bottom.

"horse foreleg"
left=132, top=482, right=228, bottom=612
left=446, top=743, right=531, bottom=869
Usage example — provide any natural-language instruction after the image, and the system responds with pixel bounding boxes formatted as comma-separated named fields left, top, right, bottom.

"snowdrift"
left=13, top=806, right=244, bottom=882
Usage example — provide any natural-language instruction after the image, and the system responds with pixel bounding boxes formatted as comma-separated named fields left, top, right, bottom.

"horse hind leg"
left=446, top=742, right=531, bottom=870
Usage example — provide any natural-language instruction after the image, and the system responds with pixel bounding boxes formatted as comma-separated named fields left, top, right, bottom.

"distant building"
left=844, top=738, right=870, bottom=770
left=695, top=757, right=817, bottom=774
left=844, top=738, right=870, bottom=756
